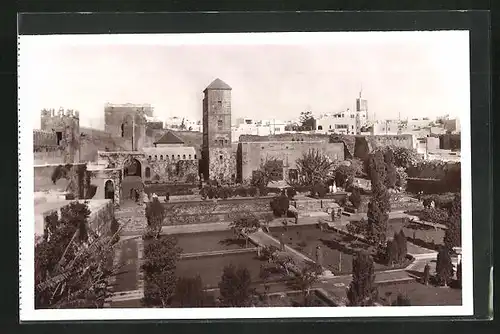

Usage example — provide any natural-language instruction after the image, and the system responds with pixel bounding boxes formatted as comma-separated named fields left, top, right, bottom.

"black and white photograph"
left=18, top=30, right=473, bottom=320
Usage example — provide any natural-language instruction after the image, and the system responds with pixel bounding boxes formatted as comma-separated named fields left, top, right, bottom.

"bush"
left=349, top=187, right=362, bottom=209
left=286, top=187, right=297, bottom=199
left=270, top=194, right=290, bottom=217
left=248, top=186, right=257, bottom=197
left=311, top=182, right=328, bottom=198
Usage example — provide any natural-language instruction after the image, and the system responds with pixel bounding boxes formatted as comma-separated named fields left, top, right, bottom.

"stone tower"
left=40, top=108, right=80, bottom=163
left=104, top=103, right=147, bottom=151
left=202, top=78, right=235, bottom=182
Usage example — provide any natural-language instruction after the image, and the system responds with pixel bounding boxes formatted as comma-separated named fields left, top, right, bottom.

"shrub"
left=311, top=182, right=328, bottom=198
left=286, top=187, right=297, bottom=199
left=207, top=187, right=215, bottom=199
left=436, top=247, right=454, bottom=287
left=270, top=194, right=290, bottom=217
left=349, top=187, right=362, bottom=209
left=218, top=265, right=253, bottom=307
left=248, top=186, right=257, bottom=197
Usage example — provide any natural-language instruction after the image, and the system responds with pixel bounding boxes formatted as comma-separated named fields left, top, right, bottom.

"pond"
left=176, top=252, right=283, bottom=288
left=172, top=230, right=250, bottom=254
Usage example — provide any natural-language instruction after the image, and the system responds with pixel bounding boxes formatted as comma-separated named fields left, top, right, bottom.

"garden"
left=268, top=225, right=412, bottom=275
left=377, top=281, right=462, bottom=306
left=173, top=230, right=252, bottom=254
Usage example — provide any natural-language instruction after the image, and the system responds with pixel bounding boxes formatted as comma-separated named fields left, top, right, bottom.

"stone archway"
left=104, top=180, right=115, bottom=202
left=124, top=157, right=142, bottom=177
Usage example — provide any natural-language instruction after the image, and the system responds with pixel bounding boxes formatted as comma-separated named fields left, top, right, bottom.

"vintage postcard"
left=18, top=31, right=472, bottom=320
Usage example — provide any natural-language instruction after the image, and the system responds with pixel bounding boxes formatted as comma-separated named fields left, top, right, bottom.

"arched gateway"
left=97, top=151, right=146, bottom=202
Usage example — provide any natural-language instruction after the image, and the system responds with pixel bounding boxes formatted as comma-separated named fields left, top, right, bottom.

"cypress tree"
left=444, top=194, right=461, bottom=249
left=436, top=247, right=454, bottom=287
left=347, top=252, right=378, bottom=306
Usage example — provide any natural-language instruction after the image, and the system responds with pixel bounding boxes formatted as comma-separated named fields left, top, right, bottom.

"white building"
left=165, top=116, right=201, bottom=132
left=407, top=117, right=432, bottom=131
left=370, top=119, right=401, bottom=135
left=315, top=109, right=357, bottom=135
left=231, top=118, right=286, bottom=142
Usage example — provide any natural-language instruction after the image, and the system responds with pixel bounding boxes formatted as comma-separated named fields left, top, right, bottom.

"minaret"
left=202, top=78, right=235, bottom=182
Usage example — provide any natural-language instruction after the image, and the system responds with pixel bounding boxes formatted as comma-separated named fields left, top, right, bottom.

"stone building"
left=201, top=78, right=235, bottom=182
left=142, top=132, right=199, bottom=184
left=38, top=108, right=81, bottom=164
left=237, top=141, right=344, bottom=183
left=104, top=103, right=148, bottom=151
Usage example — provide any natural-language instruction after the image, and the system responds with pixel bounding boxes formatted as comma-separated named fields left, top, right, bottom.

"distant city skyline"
left=19, top=31, right=469, bottom=130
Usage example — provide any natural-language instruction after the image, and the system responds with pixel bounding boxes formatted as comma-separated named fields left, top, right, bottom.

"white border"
left=19, top=31, right=473, bottom=321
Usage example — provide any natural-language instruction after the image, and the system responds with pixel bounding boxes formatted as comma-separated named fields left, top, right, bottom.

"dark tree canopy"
left=270, top=194, right=290, bottom=217
left=349, top=187, right=362, bottom=209
left=444, top=194, right=461, bottom=249
left=347, top=252, right=378, bottom=306
left=145, top=197, right=166, bottom=237
left=142, top=236, right=181, bottom=307
left=218, top=264, right=253, bottom=307
left=299, top=110, right=316, bottom=131
left=436, top=247, right=454, bottom=287
left=392, top=294, right=411, bottom=306
left=172, top=276, right=212, bottom=307
left=383, top=149, right=398, bottom=189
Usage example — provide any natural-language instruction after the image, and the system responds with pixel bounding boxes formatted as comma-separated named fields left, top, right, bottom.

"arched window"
left=160, top=155, right=163, bottom=160
left=165, top=155, right=169, bottom=161
left=194, top=154, right=197, bottom=159
left=145, top=167, right=151, bottom=178
left=148, top=155, right=152, bottom=160
left=172, top=154, right=175, bottom=160
left=217, top=119, right=223, bottom=130
left=177, top=155, right=180, bottom=160
left=154, top=155, right=157, bottom=160
left=318, top=125, right=323, bottom=130
left=189, top=154, right=192, bottom=159
left=182, top=154, right=186, bottom=160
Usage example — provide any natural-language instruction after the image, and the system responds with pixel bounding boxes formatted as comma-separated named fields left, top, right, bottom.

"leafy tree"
left=383, top=149, right=398, bottom=189
left=293, top=261, right=323, bottom=306
left=347, top=251, right=378, bottom=306
left=389, top=146, right=421, bottom=168
left=35, top=202, right=121, bottom=308
left=392, top=294, right=411, bottom=306
left=218, top=264, right=254, bottom=307
left=172, top=276, right=209, bottom=307
left=142, top=236, right=181, bottom=307
left=334, top=164, right=357, bottom=189
left=228, top=211, right=261, bottom=247
left=299, top=110, right=316, bottom=131
left=444, top=194, right=461, bottom=249
left=436, top=247, right=454, bottom=287
left=396, top=230, right=408, bottom=263
left=252, top=158, right=284, bottom=188
left=296, top=149, right=337, bottom=186
left=145, top=197, right=166, bottom=238
left=349, top=187, right=362, bottom=209
left=260, top=245, right=279, bottom=262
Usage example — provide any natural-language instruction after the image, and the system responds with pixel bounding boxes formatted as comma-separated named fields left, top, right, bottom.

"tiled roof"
left=154, top=131, right=185, bottom=145
left=205, top=78, right=232, bottom=91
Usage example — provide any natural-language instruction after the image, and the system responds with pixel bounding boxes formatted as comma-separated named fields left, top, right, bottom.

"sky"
left=19, top=31, right=470, bottom=130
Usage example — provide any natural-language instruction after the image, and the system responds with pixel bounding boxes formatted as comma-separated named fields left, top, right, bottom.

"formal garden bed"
left=176, top=252, right=283, bottom=288
left=172, top=230, right=253, bottom=254
left=254, top=290, right=332, bottom=307
left=268, top=225, right=412, bottom=275
left=387, top=218, right=445, bottom=251
left=377, top=281, right=462, bottom=306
